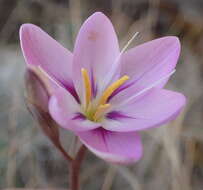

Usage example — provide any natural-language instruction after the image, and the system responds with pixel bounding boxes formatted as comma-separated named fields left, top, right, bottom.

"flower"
left=20, top=12, right=186, bottom=164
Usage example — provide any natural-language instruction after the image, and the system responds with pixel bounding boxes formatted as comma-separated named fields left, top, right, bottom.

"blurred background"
left=0, top=0, right=203, bottom=189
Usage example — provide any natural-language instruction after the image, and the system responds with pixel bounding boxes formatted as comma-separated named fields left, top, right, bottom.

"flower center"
left=81, top=68, right=129, bottom=122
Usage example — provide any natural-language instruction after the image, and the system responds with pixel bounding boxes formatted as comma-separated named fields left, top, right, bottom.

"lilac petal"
left=20, top=24, right=73, bottom=89
left=110, top=37, right=180, bottom=105
left=72, top=12, right=120, bottom=102
left=102, top=88, right=186, bottom=132
left=72, top=112, right=86, bottom=121
left=36, top=66, right=80, bottom=103
left=49, top=88, right=100, bottom=132
left=77, top=128, right=142, bottom=164
left=106, top=111, right=134, bottom=120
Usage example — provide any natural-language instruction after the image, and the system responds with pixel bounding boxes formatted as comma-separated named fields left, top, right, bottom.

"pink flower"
left=20, top=12, right=186, bottom=164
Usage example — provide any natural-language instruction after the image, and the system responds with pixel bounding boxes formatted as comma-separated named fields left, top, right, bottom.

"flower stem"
left=70, top=145, right=87, bottom=190
left=55, top=142, right=74, bottom=162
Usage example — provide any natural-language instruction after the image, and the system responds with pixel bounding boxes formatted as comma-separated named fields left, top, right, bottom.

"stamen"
left=99, top=75, right=129, bottom=105
left=93, top=104, right=111, bottom=121
left=81, top=68, right=92, bottom=108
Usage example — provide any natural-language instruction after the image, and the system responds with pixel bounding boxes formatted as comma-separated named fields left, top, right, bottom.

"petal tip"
left=154, top=36, right=181, bottom=60
left=19, top=23, right=40, bottom=66
left=20, top=23, right=38, bottom=37
left=180, top=93, right=187, bottom=108
left=86, top=11, right=110, bottom=25
left=91, top=11, right=107, bottom=18
left=164, top=36, right=181, bottom=51
left=174, top=91, right=187, bottom=108
left=19, top=23, right=39, bottom=47
left=170, top=36, right=181, bottom=48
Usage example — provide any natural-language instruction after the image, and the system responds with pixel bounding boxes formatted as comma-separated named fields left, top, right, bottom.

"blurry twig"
left=161, top=109, right=192, bottom=190
left=6, top=92, right=19, bottom=186
left=0, top=0, right=22, bottom=44
left=81, top=162, right=105, bottom=184
left=101, top=165, right=117, bottom=190
left=69, top=0, right=82, bottom=41
left=115, top=166, right=142, bottom=190
left=147, top=0, right=160, bottom=32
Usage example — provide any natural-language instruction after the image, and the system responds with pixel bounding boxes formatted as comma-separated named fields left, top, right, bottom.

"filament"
left=99, top=75, right=129, bottom=105
left=81, top=68, right=92, bottom=108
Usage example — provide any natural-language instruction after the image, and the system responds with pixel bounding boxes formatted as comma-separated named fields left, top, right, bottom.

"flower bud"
left=25, top=69, right=60, bottom=145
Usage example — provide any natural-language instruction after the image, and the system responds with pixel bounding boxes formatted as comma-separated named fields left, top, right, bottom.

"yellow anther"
left=93, top=104, right=111, bottom=121
left=99, top=75, right=129, bottom=105
left=81, top=68, right=92, bottom=108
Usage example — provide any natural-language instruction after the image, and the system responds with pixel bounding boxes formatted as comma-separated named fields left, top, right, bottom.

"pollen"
left=81, top=68, right=92, bottom=108
left=99, top=75, right=129, bottom=105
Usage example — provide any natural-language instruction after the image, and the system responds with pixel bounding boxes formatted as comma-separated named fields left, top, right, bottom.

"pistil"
left=81, top=68, right=129, bottom=122
left=93, top=104, right=110, bottom=121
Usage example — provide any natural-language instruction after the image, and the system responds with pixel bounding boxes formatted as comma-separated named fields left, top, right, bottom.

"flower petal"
left=77, top=128, right=142, bottom=164
left=49, top=88, right=100, bottom=132
left=72, top=12, right=120, bottom=101
left=103, top=88, right=186, bottom=132
left=20, top=24, right=73, bottom=88
left=110, top=37, right=180, bottom=104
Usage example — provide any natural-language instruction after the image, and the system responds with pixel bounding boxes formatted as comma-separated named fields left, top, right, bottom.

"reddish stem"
left=55, top=142, right=73, bottom=162
left=70, top=145, right=87, bottom=190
